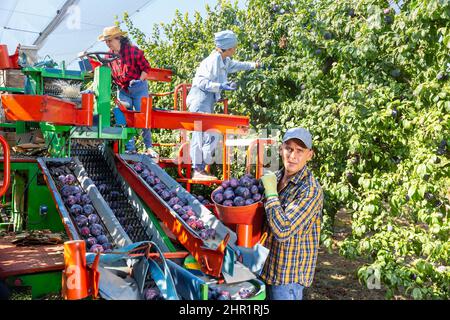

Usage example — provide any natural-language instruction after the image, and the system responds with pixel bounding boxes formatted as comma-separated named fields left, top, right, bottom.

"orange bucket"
left=62, top=240, right=90, bottom=300
left=211, top=188, right=265, bottom=247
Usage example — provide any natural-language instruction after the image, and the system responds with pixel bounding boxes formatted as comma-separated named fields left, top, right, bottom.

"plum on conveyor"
left=128, top=161, right=218, bottom=241
left=47, top=161, right=116, bottom=253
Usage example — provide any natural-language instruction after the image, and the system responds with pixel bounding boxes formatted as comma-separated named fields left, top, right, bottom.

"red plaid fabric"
left=109, top=43, right=151, bottom=91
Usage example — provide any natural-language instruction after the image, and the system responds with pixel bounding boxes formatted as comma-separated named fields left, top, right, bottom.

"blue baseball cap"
left=215, top=30, right=238, bottom=50
left=282, top=128, right=313, bottom=149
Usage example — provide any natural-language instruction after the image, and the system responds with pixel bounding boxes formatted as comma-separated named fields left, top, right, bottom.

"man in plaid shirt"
left=260, top=127, right=323, bottom=300
left=98, top=26, right=158, bottom=158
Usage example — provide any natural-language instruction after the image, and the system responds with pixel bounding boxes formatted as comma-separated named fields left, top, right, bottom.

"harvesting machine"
left=0, top=45, right=273, bottom=300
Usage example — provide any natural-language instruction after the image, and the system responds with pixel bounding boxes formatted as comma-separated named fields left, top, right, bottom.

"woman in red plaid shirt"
left=98, top=26, right=158, bottom=158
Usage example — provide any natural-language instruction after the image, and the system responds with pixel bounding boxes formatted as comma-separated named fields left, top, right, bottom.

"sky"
left=0, top=0, right=246, bottom=69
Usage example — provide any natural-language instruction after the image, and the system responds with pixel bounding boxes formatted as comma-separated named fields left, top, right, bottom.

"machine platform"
left=0, top=236, right=64, bottom=278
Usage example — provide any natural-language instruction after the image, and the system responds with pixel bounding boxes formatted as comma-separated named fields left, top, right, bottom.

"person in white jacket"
left=187, top=30, right=261, bottom=180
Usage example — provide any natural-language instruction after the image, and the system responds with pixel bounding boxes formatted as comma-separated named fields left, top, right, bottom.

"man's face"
left=105, top=37, right=121, bottom=52
left=280, top=139, right=313, bottom=176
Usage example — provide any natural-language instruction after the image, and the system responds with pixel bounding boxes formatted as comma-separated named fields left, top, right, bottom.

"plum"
left=76, top=215, right=88, bottom=227
left=250, top=185, right=259, bottom=195
left=177, top=199, right=187, bottom=207
left=221, top=181, right=230, bottom=189
left=258, top=184, right=264, bottom=194
left=182, top=205, right=194, bottom=213
left=225, top=187, right=234, bottom=193
left=160, top=190, right=171, bottom=201
left=145, top=176, right=156, bottom=186
left=240, top=177, right=253, bottom=188
left=141, top=169, right=151, bottom=179
left=215, top=186, right=224, bottom=193
left=201, top=199, right=210, bottom=205
left=88, top=214, right=99, bottom=225
left=61, top=185, right=74, bottom=197
left=195, top=220, right=204, bottom=229
left=213, top=192, right=224, bottom=204
left=154, top=177, right=161, bottom=184
left=172, top=204, right=182, bottom=212
left=187, top=216, right=199, bottom=229
left=245, top=199, right=255, bottom=206
left=101, top=242, right=113, bottom=251
left=72, top=186, right=82, bottom=194
left=70, top=204, right=83, bottom=216
left=153, top=183, right=164, bottom=193
left=241, top=187, right=251, bottom=199
left=181, top=214, right=189, bottom=221
left=217, top=291, right=231, bottom=300
left=73, top=193, right=82, bottom=204
left=238, top=288, right=253, bottom=299
left=90, top=244, right=104, bottom=253
left=86, top=237, right=97, bottom=247
left=252, top=193, right=262, bottom=202
left=133, top=163, right=143, bottom=173
left=222, top=200, right=234, bottom=207
left=96, top=234, right=108, bottom=244
left=144, top=288, right=161, bottom=300
left=58, top=175, right=66, bottom=183
left=90, top=224, right=103, bottom=236
left=233, top=196, right=245, bottom=207
left=65, top=195, right=78, bottom=206
left=197, top=195, right=205, bottom=202
left=65, top=174, right=76, bottom=185
left=83, top=204, right=95, bottom=216
left=169, top=190, right=178, bottom=198
left=81, top=194, right=92, bottom=205
left=199, top=230, right=208, bottom=240
left=167, top=197, right=179, bottom=207
left=223, top=190, right=235, bottom=201
left=80, top=226, right=90, bottom=237
left=229, top=178, right=239, bottom=188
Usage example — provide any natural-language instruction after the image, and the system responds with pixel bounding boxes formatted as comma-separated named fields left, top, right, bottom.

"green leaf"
left=412, top=288, right=423, bottom=300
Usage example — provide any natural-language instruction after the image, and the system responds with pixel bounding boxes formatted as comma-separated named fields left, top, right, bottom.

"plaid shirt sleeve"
left=264, top=184, right=323, bottom=242
left=134, top=46, right=151, bottom=75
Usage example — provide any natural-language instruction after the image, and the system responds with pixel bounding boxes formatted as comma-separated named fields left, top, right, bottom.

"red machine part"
left=114, top=155, right=230, bottom=278
left=0, top=45, right=19, bottom=69
left=116, top=96, right=249, bottom=135
left=0, top=135, right=10, bottom=197
left=1, top=93, right=94, bottom=126
left=146, top=67, right=173, bottom=82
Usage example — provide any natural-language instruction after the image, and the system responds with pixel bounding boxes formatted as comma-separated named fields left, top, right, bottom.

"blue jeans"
left=114, top=80, right=152, bottom=151
left=186, top=86, right=220, bottom=171
left=267, top=283, right=304, bottom=300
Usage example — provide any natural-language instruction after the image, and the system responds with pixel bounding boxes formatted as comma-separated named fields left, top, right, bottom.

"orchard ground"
left=305, top=210, right=407, bottom=300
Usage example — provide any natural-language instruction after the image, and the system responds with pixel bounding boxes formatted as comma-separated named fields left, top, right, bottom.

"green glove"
left=260, top=172, right=278, bottom=198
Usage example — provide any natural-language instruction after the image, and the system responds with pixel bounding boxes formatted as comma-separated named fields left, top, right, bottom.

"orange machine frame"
left=1, top=94, right=94, bottom=127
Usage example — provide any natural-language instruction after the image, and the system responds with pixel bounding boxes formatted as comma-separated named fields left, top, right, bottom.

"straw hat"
left=98, top=26, right=128, bottom=41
